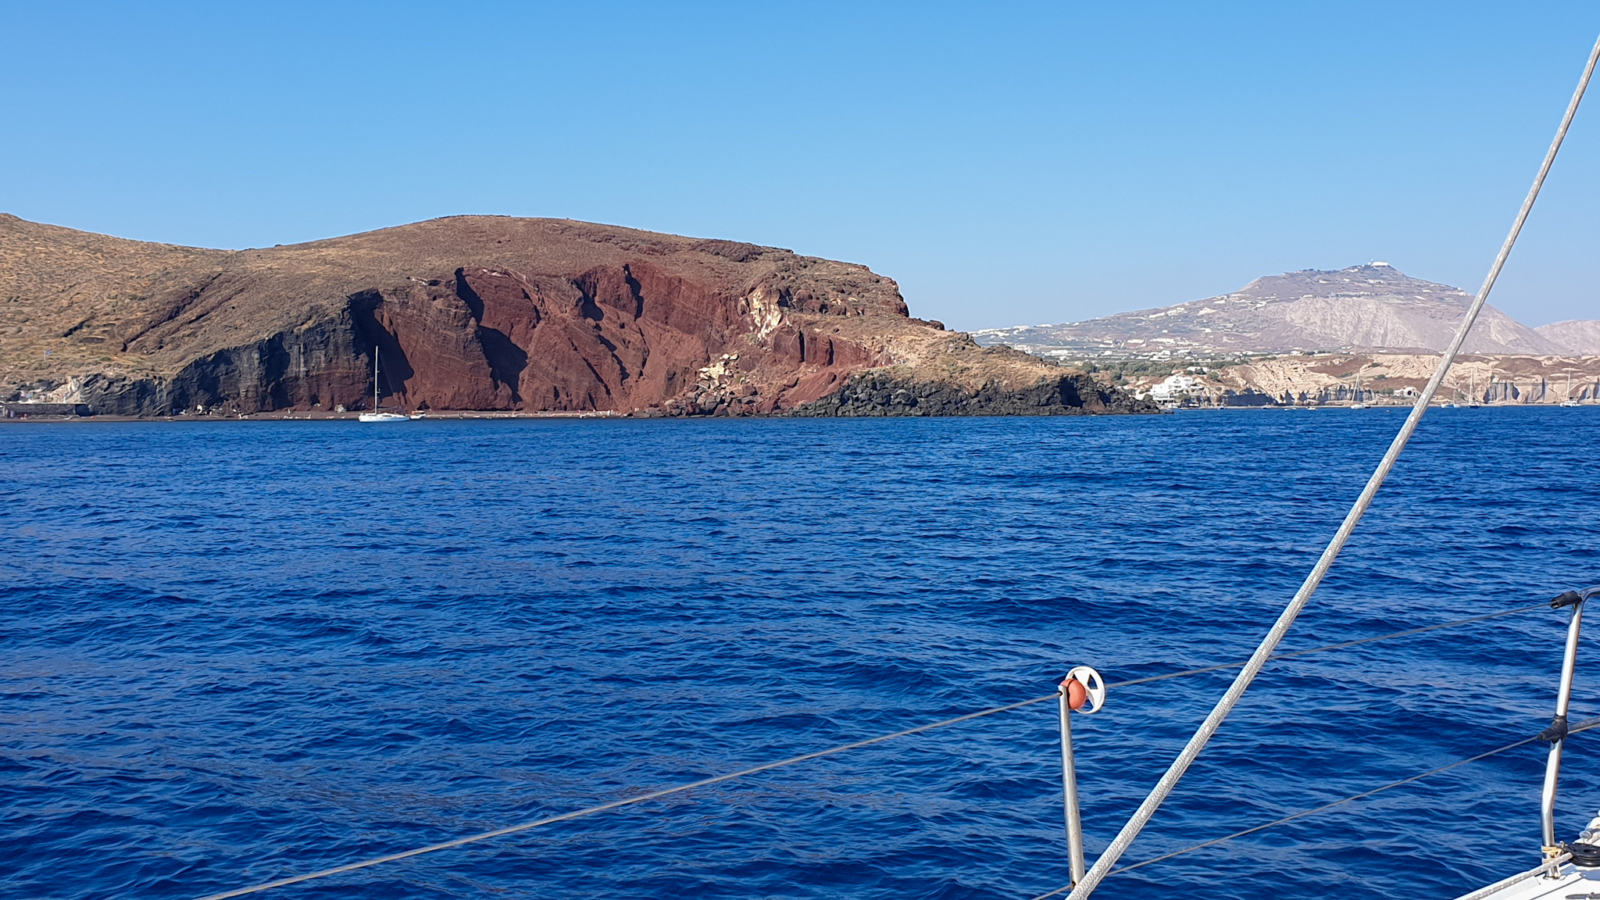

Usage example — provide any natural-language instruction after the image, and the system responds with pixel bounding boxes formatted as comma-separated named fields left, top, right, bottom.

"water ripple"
left=2, top=409, right=1598, bottom=899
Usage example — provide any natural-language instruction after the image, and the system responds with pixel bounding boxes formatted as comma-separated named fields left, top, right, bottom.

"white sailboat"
left=1562, top=371, right=1581, bottom=407
left=358, top=351, right=408, bottom=423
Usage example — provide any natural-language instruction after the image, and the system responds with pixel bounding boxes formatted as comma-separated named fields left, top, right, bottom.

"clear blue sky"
left=3, top=2, right=1596, bottom=330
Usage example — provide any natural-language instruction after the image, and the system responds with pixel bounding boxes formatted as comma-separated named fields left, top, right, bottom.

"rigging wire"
left=1027, top=716, right=1600, bottom=900
left=1064, top=32, right=1600, bottom=899
left=194, top=602, right=1544, bottom=899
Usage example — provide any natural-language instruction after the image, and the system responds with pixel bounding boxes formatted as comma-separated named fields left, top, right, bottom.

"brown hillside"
left=0, top=214, right=1147, bottom=417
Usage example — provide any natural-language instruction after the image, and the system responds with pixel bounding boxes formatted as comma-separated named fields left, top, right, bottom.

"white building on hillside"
left=1149, top=374, right=1204, bottom=402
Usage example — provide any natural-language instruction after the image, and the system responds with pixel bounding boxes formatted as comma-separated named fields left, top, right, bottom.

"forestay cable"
left=1065, top=31, right=1600, bottom=899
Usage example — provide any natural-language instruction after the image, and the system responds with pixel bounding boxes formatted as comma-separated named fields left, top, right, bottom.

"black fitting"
left=1540, top=714, right=1570, bottom=743
left=1569, top=842, right=1600, bottom=867
left=1553, top=590, right=1583, bottom=609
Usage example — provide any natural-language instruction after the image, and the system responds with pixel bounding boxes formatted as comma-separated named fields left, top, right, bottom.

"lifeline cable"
left=1028, top=716, right=1600, bottom=899
left=1064, top=32, right=1600, bottom=899
left=195, top=602, right=1542, bottom=899
left=193, top=692, right=1058, bottom=900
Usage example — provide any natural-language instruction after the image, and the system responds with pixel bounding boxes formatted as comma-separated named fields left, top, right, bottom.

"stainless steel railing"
left=1541, top=585, right=1600, bottom=856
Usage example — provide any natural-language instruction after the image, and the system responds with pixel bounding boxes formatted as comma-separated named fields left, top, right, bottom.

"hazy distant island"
left=0, top=214, right=1151, bottom=419
left=973, top=263, right=1600, bottom=407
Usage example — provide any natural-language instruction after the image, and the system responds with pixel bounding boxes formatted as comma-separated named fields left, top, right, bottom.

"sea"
left=3, top=408, right=1598, bottom=900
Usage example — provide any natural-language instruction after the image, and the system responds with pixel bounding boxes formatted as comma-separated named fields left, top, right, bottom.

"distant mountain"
left=1536, top=320, right=1600, bottom=355
left=975, top=264, right=1594, bottom=357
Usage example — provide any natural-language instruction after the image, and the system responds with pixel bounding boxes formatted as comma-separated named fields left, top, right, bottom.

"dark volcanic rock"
left=73, top=313, right=369, bottom=415
left=789, top=371, right=1158, bottom=416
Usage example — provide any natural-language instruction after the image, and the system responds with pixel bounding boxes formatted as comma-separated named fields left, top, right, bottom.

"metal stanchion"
left=1058, top=665, right=1106, bottom=886
left=1541, top=588, right=1600, bottom=860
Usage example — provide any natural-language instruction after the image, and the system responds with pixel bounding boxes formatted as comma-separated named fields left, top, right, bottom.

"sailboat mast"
left=373, top=351, right=379, bottom=411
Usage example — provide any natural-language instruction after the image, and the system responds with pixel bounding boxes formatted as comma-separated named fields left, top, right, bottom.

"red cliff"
left=0, top=214, right=1150, bottom=417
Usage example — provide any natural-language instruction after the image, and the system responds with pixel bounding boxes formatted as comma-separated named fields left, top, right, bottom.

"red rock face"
left=361, top=262, right=884, bottom=414
left=3, top=215, right=950, bottom=416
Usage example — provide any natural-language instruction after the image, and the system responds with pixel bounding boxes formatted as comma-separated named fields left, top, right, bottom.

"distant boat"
left=358, top=351, right=409, bottom=423
left=1562, top=371, right=1581, bottom=406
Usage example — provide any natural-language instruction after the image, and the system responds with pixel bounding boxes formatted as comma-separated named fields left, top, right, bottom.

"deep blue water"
left=3, top=408, right=1599, bottom=900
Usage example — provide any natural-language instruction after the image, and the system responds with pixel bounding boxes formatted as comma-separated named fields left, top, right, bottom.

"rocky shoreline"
left=790, top=371, right=1158, bottom=416
left=4, top=371, right=1155, bottom=420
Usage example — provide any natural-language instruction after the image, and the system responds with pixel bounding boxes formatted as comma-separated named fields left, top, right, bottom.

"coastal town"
left=1104, top=352, right=1600, bottom=409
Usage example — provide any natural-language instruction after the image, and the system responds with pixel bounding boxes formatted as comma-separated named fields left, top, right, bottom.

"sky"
left=2, top=1, right=1597, bottom=331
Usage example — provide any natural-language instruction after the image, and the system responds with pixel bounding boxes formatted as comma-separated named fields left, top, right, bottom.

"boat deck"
left=1467, top=864, right=1600, bottom=899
